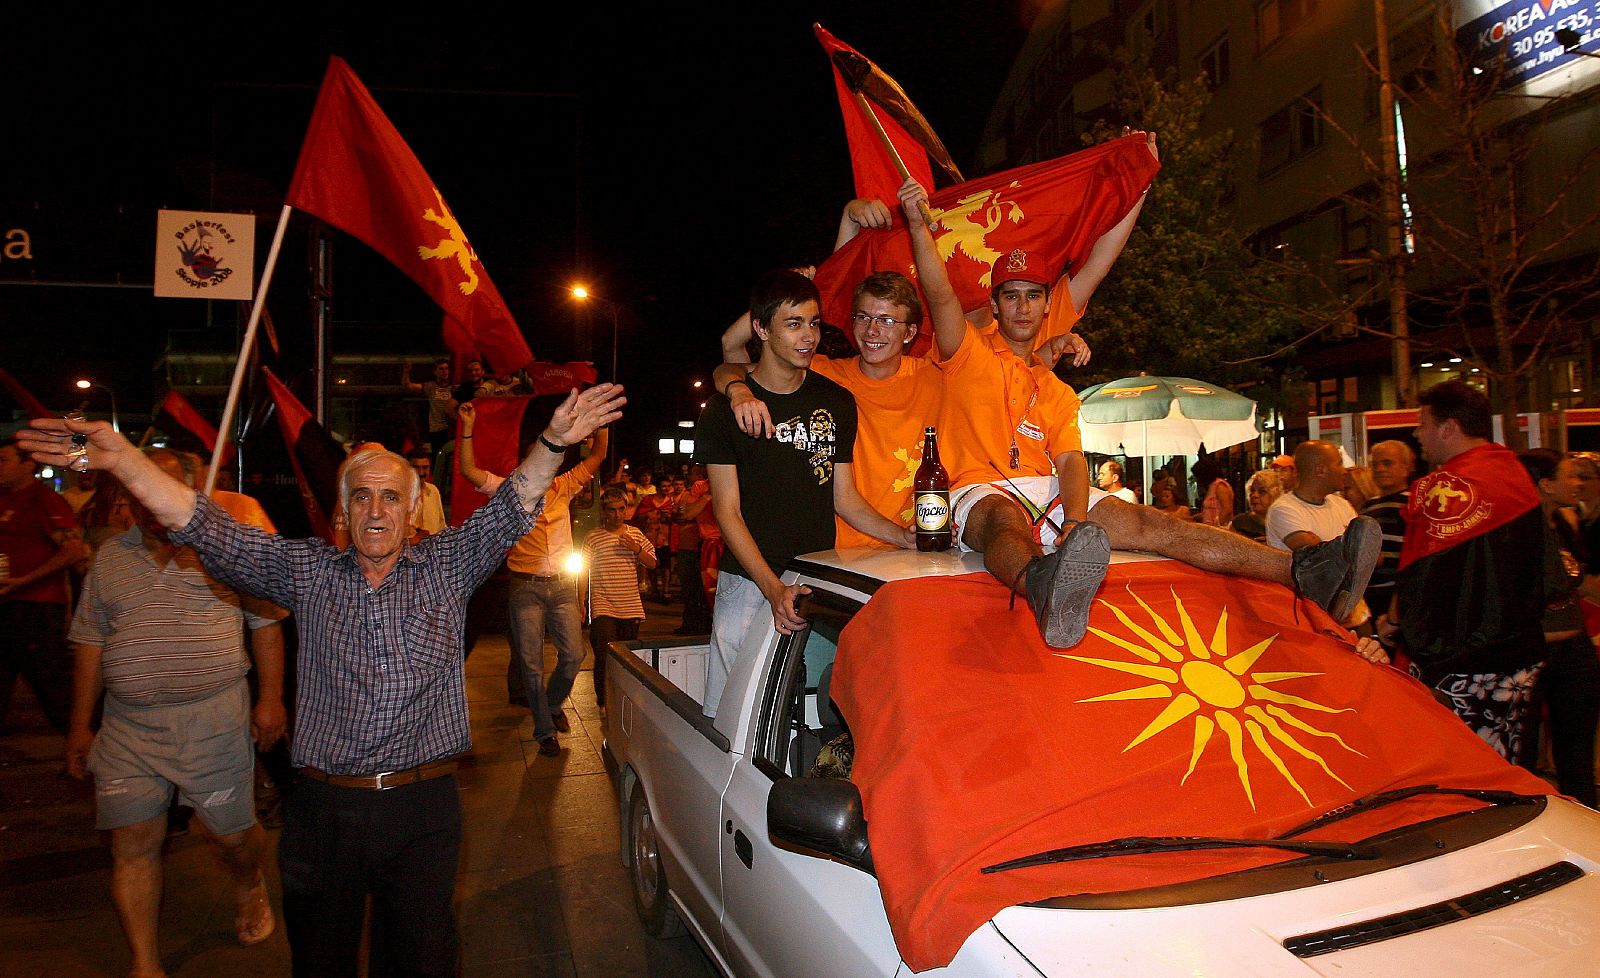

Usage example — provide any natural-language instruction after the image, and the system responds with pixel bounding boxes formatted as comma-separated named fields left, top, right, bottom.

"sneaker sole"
left=1040, top=523, right=1112, bottom=648
left=1328, top=517, right=1382, bottom=622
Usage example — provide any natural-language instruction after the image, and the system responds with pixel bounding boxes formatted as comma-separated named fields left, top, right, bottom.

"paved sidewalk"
left=1, top=601, right=716, bottom=978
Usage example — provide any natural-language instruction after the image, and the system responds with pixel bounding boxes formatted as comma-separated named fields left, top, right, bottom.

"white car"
left=603, top=547, right=1600, bottom=976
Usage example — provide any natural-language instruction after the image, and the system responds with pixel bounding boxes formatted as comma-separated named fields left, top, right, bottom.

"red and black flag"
left=153, top=390, right=235, bottom=467
left=287, top=57, right=534, bottom=375
left=261, top=367, right=347, bottom=542
left=814, top=23, right=963, bottom=207
left=0, top=367, right=53, bottom=420
left=1397, top=443, right=1545, bottom=679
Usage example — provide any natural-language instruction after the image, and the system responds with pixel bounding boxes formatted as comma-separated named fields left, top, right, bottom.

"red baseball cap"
left=990, top=249, right=1052, bottom=291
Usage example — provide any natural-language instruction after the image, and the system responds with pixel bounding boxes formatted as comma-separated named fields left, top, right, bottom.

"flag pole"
left=850, top=91, right=936, bottom=226
left=204, top=203, right=293, bottom=497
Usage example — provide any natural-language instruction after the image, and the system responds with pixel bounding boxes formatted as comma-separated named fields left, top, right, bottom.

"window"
left=1257, top=0, right=1316, bottom=50
left=1129, top=1, right=1170, bottom=59
left=758, top=592, right=860, bottom=777
left=1199, top=33, right=1231, bottom=89
left=1258, top=87, right=1323, bottom=175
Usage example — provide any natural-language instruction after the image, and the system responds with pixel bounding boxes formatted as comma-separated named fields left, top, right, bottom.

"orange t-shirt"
left=934, top=326, right=1083, bottom=489
left=812, top=355, right=944, bottom=550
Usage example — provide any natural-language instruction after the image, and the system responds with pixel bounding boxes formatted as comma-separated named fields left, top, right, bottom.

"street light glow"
left=571, top=285, right=590, bottom=300
left=75, top=379, right=92, bottom=390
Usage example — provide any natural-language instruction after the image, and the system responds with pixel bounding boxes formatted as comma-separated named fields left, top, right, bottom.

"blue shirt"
left=172, top=480, right=537, bottom=774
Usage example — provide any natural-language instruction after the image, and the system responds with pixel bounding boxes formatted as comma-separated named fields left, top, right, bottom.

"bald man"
left=1265, top=440, right=1357, bottom=552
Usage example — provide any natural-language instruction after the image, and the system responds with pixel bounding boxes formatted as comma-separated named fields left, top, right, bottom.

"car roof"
left=793, top=546, right=1171, bottom=587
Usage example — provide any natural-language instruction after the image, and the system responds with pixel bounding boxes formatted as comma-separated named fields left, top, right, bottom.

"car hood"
left=987, top=798, right=1600, bottom=977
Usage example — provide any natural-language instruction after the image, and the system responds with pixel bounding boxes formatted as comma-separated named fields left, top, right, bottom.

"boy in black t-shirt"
left=695, top=270, right=912, bottom=716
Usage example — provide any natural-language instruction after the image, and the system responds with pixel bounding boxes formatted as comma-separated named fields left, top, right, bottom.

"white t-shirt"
left=1108, top=487, right=1136, bottom=503
left=1265, top=492, right=1356, bottom=551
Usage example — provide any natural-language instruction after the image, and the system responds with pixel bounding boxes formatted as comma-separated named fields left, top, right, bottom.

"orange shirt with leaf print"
left=811, top=354, right=944, bottom=550
left=934, top=323, right=1084, bottom=490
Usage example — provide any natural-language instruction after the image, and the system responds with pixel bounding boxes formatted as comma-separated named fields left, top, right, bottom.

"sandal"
left=235, top=876, right=276, bottom=946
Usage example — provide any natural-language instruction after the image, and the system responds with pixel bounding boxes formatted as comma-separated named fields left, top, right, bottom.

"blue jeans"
left=507, top=574, right=584, bottom=740
left=705, top=572, right=770, bottom=718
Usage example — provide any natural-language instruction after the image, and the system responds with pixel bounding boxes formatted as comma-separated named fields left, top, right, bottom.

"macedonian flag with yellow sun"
left=833, top=559, right=1551, bottom=972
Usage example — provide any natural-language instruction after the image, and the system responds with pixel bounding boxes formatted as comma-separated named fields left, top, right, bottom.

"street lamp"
left=569, top=283, right=620, bottom=383
left=74, top=378, right=119, bottom=433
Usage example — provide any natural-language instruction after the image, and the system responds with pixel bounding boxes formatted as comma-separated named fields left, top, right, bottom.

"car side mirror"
left=767, top=777, right=874, bottom=875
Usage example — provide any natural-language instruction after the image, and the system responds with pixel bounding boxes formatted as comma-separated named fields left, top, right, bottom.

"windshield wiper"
left=1277, top=784, right=1540, bottom=839
left=981, top=835, right=1379, bottom=874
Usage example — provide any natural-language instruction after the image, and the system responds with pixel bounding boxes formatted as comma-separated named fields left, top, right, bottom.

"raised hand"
left=546, top=384, right=626, bottom=447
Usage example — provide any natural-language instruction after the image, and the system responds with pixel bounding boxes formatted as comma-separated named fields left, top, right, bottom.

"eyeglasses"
left=851, top=312, right=910, bottom=329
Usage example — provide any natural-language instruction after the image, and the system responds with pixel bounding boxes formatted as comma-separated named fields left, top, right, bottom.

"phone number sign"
left=1457, top=0, right=1599, bottom=86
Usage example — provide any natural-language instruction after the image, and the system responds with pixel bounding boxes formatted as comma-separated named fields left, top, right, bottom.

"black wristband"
left=539, top=434, right=567, bottom=454
left=724, top=379, right=751, bottom=397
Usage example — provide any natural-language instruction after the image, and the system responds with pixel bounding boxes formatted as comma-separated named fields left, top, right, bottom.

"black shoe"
left=1291, top=515, right=1381, bottom=622
left=550, top=709, right=571, bottom=733
left=538, top=736, right=561, bottom=757
left=1022, top=522, right=1111, bottom=648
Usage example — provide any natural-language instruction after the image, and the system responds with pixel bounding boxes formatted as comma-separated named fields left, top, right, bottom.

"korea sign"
left=1456, top=0, right=1600, bottom=87
left=153, top=209, right=255, bottom=300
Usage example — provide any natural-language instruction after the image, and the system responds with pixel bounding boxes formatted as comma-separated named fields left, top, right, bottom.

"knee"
left=1094, top=497, right=1156, bottom=546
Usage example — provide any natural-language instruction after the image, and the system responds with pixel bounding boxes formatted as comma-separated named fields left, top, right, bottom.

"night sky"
left=3, top=3, right=1030, bottom=461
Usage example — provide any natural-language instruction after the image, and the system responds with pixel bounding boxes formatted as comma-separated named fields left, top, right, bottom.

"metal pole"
left=610, top=304, right=620, bottom=383
left=1374, top=0, right=1414, bottom=407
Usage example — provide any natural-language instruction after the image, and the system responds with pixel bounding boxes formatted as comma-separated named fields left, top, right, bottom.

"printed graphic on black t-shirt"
left=695, top=373, right=857, bottom=580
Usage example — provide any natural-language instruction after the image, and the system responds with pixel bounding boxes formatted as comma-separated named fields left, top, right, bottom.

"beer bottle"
left=913, top=426, right=952, bottom=552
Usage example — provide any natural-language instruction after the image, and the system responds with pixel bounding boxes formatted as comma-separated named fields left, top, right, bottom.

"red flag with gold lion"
left=287, top=57, right=533, bottom=375
left=814, top=135, right=1158, bottom=356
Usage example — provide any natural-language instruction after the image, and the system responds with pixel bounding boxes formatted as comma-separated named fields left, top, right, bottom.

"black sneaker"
left=538, top=736, right=561, bottom=757
left=550, top=709, right=571, bottom=733
left=1023, top=522, right=1111, bottom=648
left=1291, top=515, right=1381, bottom=622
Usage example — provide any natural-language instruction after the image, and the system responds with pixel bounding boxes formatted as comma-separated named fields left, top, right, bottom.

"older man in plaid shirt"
left=19, top=384, right=626, bottom=978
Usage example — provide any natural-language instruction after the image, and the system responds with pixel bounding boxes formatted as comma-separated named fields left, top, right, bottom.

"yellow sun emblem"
left=1061, top=586, right=1365, bottom=810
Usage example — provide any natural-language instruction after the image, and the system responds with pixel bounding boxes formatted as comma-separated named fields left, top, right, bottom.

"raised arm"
left=455, top=402, right=493, bottom=489
left=1066, top=129, right=1157, bottom=314
left=834, top=197, right=894, bottom=252
left=20, top=419, right=197, bottom=531
left=900, top=178, right=969, bottom=361
left=716, top=312, right=777, bottom=438
left=506, top=385, right=626, bottom=515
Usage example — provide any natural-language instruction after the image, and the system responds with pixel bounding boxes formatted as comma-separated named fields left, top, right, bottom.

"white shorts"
left=950, top=477, right=1110, bottom=552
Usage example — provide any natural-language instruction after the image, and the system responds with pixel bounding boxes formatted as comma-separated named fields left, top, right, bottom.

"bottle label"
left=915, top=492, right=951, bottom=531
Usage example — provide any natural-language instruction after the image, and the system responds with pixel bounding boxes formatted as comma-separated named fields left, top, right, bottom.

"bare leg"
left=963, top=496, right=1044, bottom=594
left=212, top=822, right=274, bottom=945
left=964, top=495, right=1110, bottom=648
left=1093, top=497, right=1292, bottom=584
left=109, top=815, right=168, bottom=978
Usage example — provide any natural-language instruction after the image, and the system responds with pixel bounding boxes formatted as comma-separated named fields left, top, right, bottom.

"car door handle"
left=734, top=828, right=753, bottom=869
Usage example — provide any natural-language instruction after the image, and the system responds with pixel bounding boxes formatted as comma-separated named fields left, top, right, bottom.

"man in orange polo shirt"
left=458, top=403, right=604, bottom=756
left=906, top=154, right=1379, bottom=648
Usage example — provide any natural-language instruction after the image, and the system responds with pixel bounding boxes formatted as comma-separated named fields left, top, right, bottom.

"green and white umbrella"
left=1076, top=376, right=1260, bottom=463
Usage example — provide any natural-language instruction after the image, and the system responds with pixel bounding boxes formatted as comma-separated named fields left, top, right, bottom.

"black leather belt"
left=299, top=758, right=458, bottom=790
left=509, top=571, right=561, bottom=582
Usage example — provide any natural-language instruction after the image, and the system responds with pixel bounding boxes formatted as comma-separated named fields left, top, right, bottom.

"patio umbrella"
left=1076, top=376, right=1260, bottom=467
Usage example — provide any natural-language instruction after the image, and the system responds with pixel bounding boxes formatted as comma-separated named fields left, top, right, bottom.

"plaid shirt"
left=172, top=481, right=537, bottom=774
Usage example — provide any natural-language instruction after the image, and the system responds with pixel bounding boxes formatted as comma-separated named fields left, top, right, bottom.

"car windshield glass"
left=981, top=835, right=1378, bottom=874
left=1275, top=784, right=1540, bottom=838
